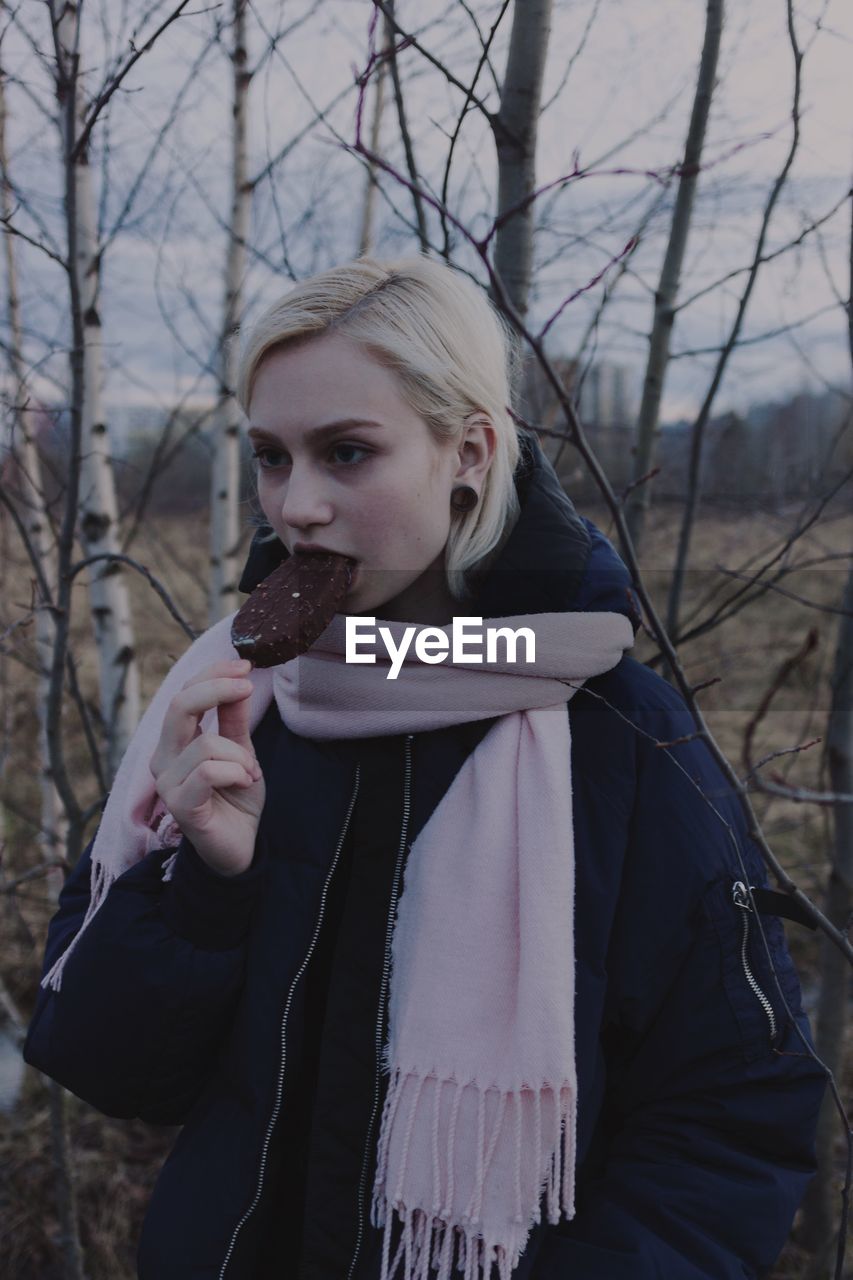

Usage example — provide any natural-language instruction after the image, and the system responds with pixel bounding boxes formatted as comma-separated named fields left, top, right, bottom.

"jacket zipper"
left=347, top=733, right=414, bottom=1280
left=731, top=880, right=777, bottom=1042
left=219, top=768, right=361, bottom=1279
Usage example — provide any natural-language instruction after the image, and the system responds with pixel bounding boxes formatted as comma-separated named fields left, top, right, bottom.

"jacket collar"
left=468, top=430, right=591, bottom=617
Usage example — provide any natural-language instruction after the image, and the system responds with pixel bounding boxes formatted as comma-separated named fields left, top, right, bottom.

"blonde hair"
left=237, top=254, right=521, bottom=601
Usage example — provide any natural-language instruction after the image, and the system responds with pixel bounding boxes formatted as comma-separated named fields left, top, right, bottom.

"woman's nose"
left=279, top=465, right=333, bottom=532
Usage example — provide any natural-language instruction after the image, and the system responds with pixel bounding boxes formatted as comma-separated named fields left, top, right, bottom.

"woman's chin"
left=341, top=569, right=442, bottom=623
left=342, top=568, right=393, bottom=617
left=341, top=572, right=386, bottom=619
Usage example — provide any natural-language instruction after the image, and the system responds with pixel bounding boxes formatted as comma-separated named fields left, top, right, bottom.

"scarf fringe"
left=40, top=819, right=182, bottom=995
left=371, top=1069, right=575, bottom=1280
left=40, top=805, right=181, bottom=995
left=40, top=859, right=118, bottom=993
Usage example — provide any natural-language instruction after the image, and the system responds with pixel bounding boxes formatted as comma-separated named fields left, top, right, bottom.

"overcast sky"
left=5, top=0, right=852, bottom=428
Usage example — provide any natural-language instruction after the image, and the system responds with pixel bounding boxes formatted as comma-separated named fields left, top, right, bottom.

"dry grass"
left=2, top=497, right=851, bottom=1278
left=2, top=1091, right=177, bottom=1279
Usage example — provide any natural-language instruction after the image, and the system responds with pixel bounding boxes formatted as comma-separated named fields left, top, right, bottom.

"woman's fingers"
left=151, top=668, right=253, bottom=776
left=181, top=659, right=251, bottom=689
left=181, top=659, right=257, bottom=748
left=173, top=760, right=257, bottom=812
left=166, top=733, right=261, bottom=791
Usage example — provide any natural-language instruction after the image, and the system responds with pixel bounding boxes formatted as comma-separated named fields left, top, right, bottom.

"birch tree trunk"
left=0, top=55, right=67, bottom=898
left=209, top=0, right=250, bottom=625
left=624, top=0, right=724, bottom=555
left=55, top=1, right=140, bottom=780
left=492, top=0, right=553, bottom=327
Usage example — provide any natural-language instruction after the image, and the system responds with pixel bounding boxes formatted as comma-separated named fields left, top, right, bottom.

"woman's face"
left=247, top=331, right=494, bottom=624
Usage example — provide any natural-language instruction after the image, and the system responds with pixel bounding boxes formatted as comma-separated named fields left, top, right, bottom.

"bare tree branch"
left=66, top=552, right=199, bottom=640
left=73, top=0, right=197, bottom=163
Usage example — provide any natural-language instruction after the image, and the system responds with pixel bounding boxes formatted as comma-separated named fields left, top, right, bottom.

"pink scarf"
left=43, top=607, right=634, bottom=1280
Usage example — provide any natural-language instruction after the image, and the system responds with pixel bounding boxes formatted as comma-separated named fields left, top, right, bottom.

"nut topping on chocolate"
left=231, top=551, right=355, bottom=668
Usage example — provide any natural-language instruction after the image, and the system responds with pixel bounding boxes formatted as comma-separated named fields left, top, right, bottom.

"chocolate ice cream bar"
left=231, top=551, right=355, bottom=668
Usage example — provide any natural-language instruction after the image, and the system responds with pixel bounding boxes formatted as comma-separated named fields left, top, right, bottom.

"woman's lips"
left=287, top=544, right=359, bottom=580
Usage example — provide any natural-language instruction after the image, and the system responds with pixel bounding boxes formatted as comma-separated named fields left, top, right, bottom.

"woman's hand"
left=149, top=658, right=266, bottom=877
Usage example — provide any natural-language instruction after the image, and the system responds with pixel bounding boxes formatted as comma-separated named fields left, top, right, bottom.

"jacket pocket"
left=703, top=876, right=805, bottom=1063
left=731, top=880, right=778, bottom=1045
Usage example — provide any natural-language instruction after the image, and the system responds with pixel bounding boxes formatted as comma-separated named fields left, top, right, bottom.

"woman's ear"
left=238, top=526, right=289, bottom=593
left=454, top=414, right=497, bottom=488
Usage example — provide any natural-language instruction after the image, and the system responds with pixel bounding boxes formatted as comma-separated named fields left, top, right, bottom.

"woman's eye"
left=252, top=447, right=285, bottom=469
left=251, top=443, right=370, bottom=470
left=330, top=442, right=370, bottom=466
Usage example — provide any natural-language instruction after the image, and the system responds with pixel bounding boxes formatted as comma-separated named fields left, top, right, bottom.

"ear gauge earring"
left=450, top=485, right=479, bottom=512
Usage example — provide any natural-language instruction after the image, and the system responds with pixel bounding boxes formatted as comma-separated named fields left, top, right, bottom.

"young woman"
left=25, top=255, right=825, bottom=1280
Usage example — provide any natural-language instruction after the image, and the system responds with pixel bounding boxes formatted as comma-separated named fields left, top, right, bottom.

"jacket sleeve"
left=22, top=828, right=270, bottom=1126
left=538, top=675, right=828, bottom=1280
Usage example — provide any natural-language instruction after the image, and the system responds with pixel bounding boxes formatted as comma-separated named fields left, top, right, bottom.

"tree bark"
left=209, top=0, right=250, bottom=625
left=492, top=0, right=554, bottom=327
left=624, top=0, right=724, bottom=555
left=55, top=1, right=140, bottom=779
left=0, top=53, right=67, bottom=897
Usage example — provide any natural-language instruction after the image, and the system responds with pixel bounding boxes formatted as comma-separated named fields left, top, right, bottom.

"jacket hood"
left=238, top=429, right=641, bottom=634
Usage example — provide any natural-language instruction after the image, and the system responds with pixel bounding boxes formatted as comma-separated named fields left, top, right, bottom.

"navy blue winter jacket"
left=24, top=432, right=826, bottom=1279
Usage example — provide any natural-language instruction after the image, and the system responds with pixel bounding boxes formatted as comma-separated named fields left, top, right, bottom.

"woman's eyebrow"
left=247, top=418, right=385, bottom=443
